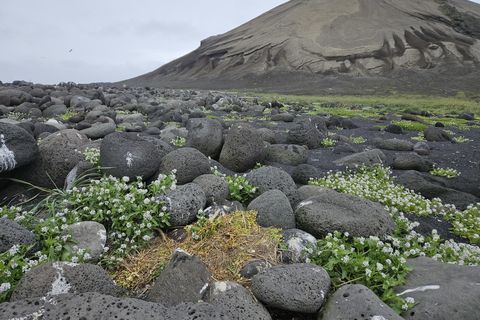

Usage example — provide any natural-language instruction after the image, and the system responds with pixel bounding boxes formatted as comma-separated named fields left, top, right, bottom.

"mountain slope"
left=122, top=0, right=480, bottom=93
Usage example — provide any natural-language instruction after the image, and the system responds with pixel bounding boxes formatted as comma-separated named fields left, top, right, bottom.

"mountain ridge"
left=122, top=0, right=480, bottom=93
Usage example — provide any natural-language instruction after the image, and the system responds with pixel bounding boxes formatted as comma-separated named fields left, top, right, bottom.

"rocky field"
left=0, top=82, right=479, bottom=320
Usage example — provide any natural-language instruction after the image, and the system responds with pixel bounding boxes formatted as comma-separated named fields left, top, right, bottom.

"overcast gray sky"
left=0, top=0, right=287, bottom=84
left=1, top=0, right=480, bottom=84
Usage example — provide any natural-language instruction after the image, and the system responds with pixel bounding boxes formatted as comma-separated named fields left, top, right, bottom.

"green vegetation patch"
left=0, top=170, right=176, bottom=302
left=308, top=166, right=480, bottom=312
left=113, top=211, right=282, bottom=291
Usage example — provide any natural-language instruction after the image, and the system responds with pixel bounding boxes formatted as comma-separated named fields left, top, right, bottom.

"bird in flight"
left=68, top=49, right=73, bottom=53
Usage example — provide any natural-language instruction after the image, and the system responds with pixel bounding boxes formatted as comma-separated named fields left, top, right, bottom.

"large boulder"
left=393, top=152, right=433, bottom=172
left=80, top=120, right=116, bottom=139
left=247, top=190, right=295, bottom=229
left=395, top=257, right=480, bottom=320
left=0, top=89, right=32, bottom=106
left=334, top=149, right=386, bottom=168
left=292, top=164, right=320, bottom=185
left=251, top=263, right=331, bottom=313
left=219, top=125, right=265, bottom=172
left=0, top=122, right=39, bottom=172
left=146, top=250, right=212, bottom=306
left=373, top=138, right=414, bottom=151
left=13, top=129, right=89, bottom=188
left=295, top=189, right=395, bottom=238
left=0, top=292, right=168, bottom=320
left=424, top=126, right=452, bottom=142
left=265, top=144, right=308, bottom=165
left=165, top=302, right=229, bottom=320
left=100, top=132, right=163, bottom=180
left=193, top=174, right=229, bottom=205
left=287, top=118, right=324, bottom=149
left=159, top=147, right=211, bottom=185
left=0, top=217, right=36, bottom=253
left=186, top=118, right=224, bottom=158
left=320, top=284, right=403, bottom=320
left=11, top=262, right=121, bottom=301
left=395, top=171, right=478, bottom=210
left=246, top=166, right=298, bottom=205
left=203, top=281, right=272, bottom=320
left=43, top=104, right=68, bottom=118
left=159, top=183, right=206, bottom=227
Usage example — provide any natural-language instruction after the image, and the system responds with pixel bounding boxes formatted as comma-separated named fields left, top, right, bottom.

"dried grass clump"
left=112, top=211, right=282, bottom=292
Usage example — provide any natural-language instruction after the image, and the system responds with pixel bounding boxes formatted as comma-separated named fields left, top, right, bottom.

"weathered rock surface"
left=246, top=166, right=298, bottom=205
left=396, top=257, right=480, bottom=320
left=334, top=149, right=386, bottom=168
left=204, top=281, right=272, bottom=320
left=251, top=263, right=331, bottom=313
left=159, top=183, right=206, bottom=227
left=247, top=189, right=295, bottom=229
left=187, top=118, right=224, bottom=158
left=64, top=221, right=107, bottom=262
left=265, top=144, right=308, bottom=165
left=0, top=122, right=39, bottom=172
left=0, top=217, right=36, bottom=253
left=159, top=147, right=211, bottom=185
left=219, top=125, right=265, bottom=172
left=295, top=189, right=395, bottom=238
left=13, top=129, right=89, bottom=188
left=11, top=262, right=121, bottom=301
left=146, top=250, right=212, bottom=306
left=100, top=132, right=163, bottom=180
left=320, top=284, right=403, bottom=320
left=193, top=174, right=229, bottom=205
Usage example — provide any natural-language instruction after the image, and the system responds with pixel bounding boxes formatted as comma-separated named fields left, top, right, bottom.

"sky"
left=0, top=0, right=287, bottom=84
left=1, top=0, right=479, bottom=84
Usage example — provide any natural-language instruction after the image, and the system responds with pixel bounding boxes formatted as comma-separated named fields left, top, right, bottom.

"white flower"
left=341, top=256, right=350, bottom=263
left=8, top=245, right=19, bottom=255
left=365, top=268, right=372, bottom=277
left=122, top=176, right=130, bottom=182
left=0, top=283, right=11, bottom=293
left=376, top=262, right=384, bottom=271
left=405, top=297, right=415, bottom=304
left=362, top=261, right=369, bottom=267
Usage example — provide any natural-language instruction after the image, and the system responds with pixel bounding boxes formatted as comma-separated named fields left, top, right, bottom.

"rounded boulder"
left=100, top=132, right=163, bottom=180
left=219, top=125, right=265, bottom=172
left=159, top=147, right=211, bottom=185
left=251, top=263, right=331, bottom=313
left=0, top=122, right=39, bottom=173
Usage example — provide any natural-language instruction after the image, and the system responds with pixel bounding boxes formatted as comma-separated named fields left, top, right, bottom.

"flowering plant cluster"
left=320, top=137, right=336, bottom=147
left=307, top=231, right=414, bottom=312
left=0, top=171, right=176, bottom=302
left=170, top=136, right=186, bottom=147
left=453, top=136, right=472, bottom=144
left=308, top=165, right=480, bottom=312
left=212, top=167, right=257, bottom=204
left=83, top=147, right=101, bottom=166
left=349, top=136, right=366, bottom=144
left=430, top=166, right=460, bottom=179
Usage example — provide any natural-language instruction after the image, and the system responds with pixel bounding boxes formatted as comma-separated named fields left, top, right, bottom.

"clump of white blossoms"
left=307, top=165, right=480, bottom=313
left=0, top=170, right=177, bottom=301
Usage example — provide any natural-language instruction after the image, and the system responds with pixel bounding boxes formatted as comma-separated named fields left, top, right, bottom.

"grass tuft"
left=112, top=211, right=282, bottom=292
